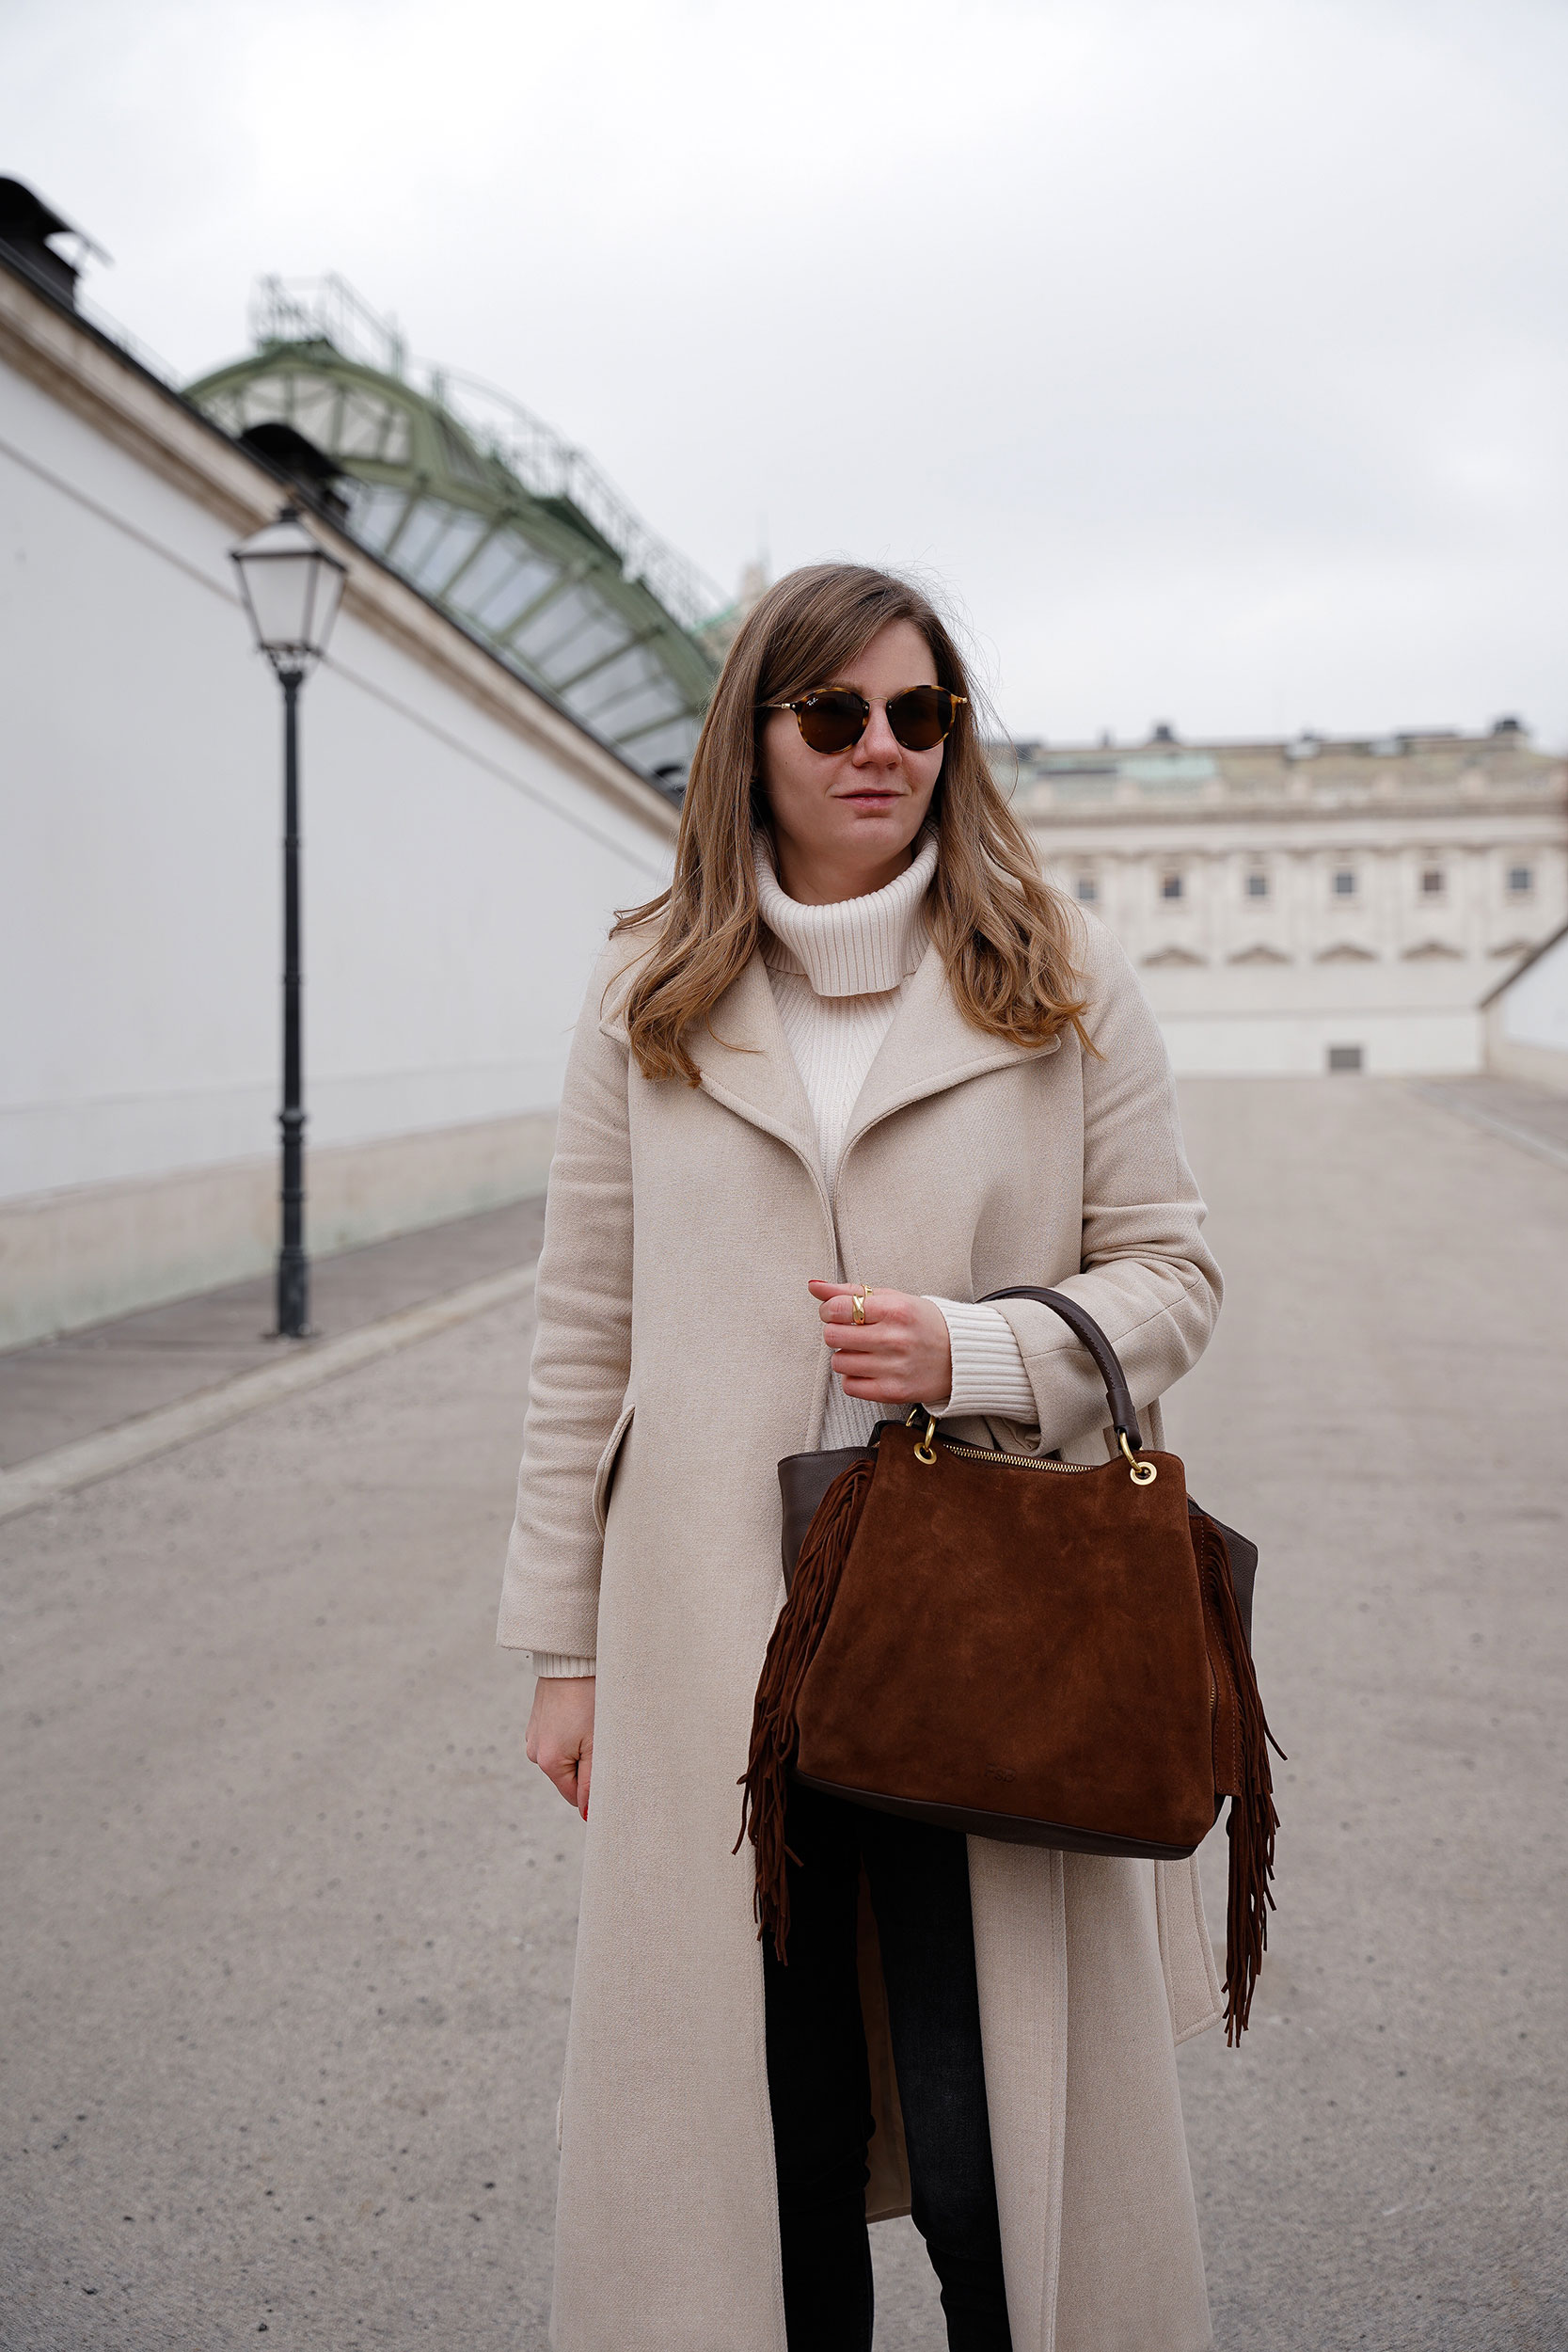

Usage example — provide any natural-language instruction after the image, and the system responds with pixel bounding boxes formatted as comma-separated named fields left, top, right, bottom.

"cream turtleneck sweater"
left=754, top=831, right=1036, bottom=1451
left=527, top=834, right=1037, bottom=1678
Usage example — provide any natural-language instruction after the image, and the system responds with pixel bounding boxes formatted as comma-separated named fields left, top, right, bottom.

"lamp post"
left=230, top=506, right=347, bottom=1339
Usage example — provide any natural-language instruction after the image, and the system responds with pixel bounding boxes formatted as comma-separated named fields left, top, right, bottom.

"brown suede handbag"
left=737, top=1287, right=1280, bottom=2040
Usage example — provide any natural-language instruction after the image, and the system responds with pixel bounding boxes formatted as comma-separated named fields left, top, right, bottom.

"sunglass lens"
left=887, top=687, right=955, bottom=751
left=797, top=691, right=867, bottom=754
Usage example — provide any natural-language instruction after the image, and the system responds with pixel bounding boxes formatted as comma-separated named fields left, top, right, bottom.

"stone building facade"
left=1017, top=723, right=1568, bottom=1073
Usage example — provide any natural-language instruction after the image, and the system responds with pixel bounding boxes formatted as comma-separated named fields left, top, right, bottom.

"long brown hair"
left=616, top=563, right=1087, bottom=1083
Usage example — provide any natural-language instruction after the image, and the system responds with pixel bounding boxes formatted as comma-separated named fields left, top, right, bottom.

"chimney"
left=0, top=178, right=96, bottom=309
left=236, top=421, right=351, bottom=523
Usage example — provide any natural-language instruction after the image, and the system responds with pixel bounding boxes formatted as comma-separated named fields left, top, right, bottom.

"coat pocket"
left=591, top=1399, right=635, bottom=1536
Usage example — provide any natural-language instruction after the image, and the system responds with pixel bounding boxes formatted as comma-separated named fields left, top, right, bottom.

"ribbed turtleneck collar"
left=754, top=829, right=938, bottom=998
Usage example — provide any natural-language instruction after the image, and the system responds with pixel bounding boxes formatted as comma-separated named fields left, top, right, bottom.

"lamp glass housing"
left=230, top=505, right=347, bottom=675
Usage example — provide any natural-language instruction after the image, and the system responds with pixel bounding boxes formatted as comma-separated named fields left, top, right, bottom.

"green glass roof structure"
left=188, top=277, right=721, bottom=787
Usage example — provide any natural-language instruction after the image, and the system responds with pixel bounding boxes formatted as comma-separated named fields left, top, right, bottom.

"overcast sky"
left=5, top=0, right=1565, bottom=745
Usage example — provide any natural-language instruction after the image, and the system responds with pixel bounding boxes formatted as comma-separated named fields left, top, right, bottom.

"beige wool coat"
left=499, top=911, right=1227, bottom=2352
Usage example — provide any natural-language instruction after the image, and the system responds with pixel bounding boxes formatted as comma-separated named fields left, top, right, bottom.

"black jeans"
left=762, top=1783, right=1012, bottom=2352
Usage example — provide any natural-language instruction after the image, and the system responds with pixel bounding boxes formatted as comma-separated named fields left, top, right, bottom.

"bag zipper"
left=922, top=1433, right=1089, bottom=1474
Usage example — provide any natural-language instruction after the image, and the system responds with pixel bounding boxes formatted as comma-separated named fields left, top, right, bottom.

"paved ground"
left=0, top=1199, right=547, bottom=1470
left=1, top=1079, right=1563, bottom=2349
left=1406, top=1073, right=1568, bottom=1170
left=1168, top=1078, right=1566, bottom=2352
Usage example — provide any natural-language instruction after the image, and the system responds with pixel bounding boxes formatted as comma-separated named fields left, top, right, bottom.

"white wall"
left=0, top=354, right=672, bottom=1197
left=0, top=333, right=675, bottom=1340
left=1497, top=930, right=1568, bottom=1055
left=1484, top=929, right=1568, bottom=1094
left=1132, top=944, right=1490, bottom=1074
left=1159, top=1009, right=1480, bottom=1077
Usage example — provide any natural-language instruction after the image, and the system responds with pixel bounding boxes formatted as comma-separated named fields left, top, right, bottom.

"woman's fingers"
left=526, top=1677, right=596, bottom=1818
left=814, top=1286, right=954, bottom=1405
left=806, top=1284, right=952, bottom=1402
left=541, top=1735, right=592, bottom=1817
left=823, top=1329, right=915, bottom=1364
left=826, top=1340, right=924, bottom=1402
left=810, top=1280, right=902, bottom=1327
left=821, top=1311, right=918, bottom=1369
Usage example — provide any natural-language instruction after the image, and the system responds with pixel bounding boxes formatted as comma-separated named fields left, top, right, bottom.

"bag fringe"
left=1197, top=1515, right=1286, bottom=2042
left=735, top=1452, right=876, bottom=1959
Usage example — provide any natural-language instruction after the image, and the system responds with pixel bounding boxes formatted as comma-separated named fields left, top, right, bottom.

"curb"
left=0, top=1262, right=538, bottom=1526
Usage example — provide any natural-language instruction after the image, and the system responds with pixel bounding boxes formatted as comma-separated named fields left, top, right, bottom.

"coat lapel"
left=838, top=938, right=1061, bottom=1175
left=682, top=951, right=827, bottom=1186
left=608, top=938, right=1061, bottom=1198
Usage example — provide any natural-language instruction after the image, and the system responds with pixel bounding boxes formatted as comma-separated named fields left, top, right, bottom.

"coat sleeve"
left=497, top=942, right=637, bottom=1658
left=991, top=922, right=1222, bottom=1455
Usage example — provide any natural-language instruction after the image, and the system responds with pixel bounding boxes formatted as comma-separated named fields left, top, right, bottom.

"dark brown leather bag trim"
left=1189, top=1500, right=1258, bottom=1649
left=793, top=1772, right=1215, bottom=1859
left=779, top=1444, right=874, bottom=1588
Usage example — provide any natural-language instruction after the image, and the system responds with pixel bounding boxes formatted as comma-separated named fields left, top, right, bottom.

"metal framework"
left=189, top=276, right=722, bottom=783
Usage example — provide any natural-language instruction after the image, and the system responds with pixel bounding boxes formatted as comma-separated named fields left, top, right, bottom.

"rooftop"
left=187, top=276, right=723, bottom=787
left=1010, top=721, right=1566, bottom=819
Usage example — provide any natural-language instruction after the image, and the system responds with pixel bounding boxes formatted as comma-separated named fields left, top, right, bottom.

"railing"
left=1, top=238, right=182, bottom=393
left=248, top=273, right=725, bottom=634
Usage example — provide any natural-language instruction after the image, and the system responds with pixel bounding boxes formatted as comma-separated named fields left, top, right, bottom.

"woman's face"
left=759, top=618, right=945, bottom=896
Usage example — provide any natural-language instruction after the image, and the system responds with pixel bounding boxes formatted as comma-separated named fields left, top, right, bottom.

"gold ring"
left=851, top=1285, right=870, bottom=1326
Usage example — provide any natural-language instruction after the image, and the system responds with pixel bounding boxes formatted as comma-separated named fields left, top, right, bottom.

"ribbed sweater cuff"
left=528, top=1653, right=597, bottom=1678
left=925, top=1299, right=1039, bottom=1422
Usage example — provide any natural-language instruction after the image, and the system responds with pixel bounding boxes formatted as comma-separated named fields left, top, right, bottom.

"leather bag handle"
left=978, top=1286, right=1144, bottom=1455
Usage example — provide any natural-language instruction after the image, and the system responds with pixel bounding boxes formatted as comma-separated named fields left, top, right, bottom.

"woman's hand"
left=526, top=1675, right=595, bottom=1820
left=809, top=1280, right=953, bottom=1405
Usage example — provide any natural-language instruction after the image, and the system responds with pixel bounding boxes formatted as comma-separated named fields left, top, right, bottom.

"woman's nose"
left=853, top=704, right=902, bottom=765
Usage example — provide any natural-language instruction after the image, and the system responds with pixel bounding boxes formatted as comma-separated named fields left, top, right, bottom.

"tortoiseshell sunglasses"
left=761, top=685, right=967, bottom=755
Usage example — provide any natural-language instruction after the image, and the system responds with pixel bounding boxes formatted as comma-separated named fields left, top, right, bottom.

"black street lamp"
left=230, top=506, right=347, bottom=1339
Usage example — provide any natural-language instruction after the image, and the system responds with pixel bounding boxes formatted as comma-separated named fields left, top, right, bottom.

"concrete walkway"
left=1408, top=1073, right=1568, bottom=1170
left=1169, top=1078, right=1565, bottom=2352
left=0, top=1197, right=547, bottom=1470
left=1, top=1080, right=1563, bottom=2349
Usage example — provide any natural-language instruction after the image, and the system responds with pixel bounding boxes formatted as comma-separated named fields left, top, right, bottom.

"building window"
left=1160, top=870, right=1184, bottom=902
left=1419, top=866, right=1445, bottom=898
left=1244, top=869, right=1268, bottom=900
left=1331, top=867, right=1356, bottom=898
left=1507, top=864, right=1535, bottom=898
left=1074, top=873, right=1098, bottom=904
left=1327, top=1044, right=1364, bottom=1073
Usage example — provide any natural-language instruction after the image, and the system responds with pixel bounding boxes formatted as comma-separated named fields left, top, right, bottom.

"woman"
left=499, top=564, right=1225, bottom=2352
